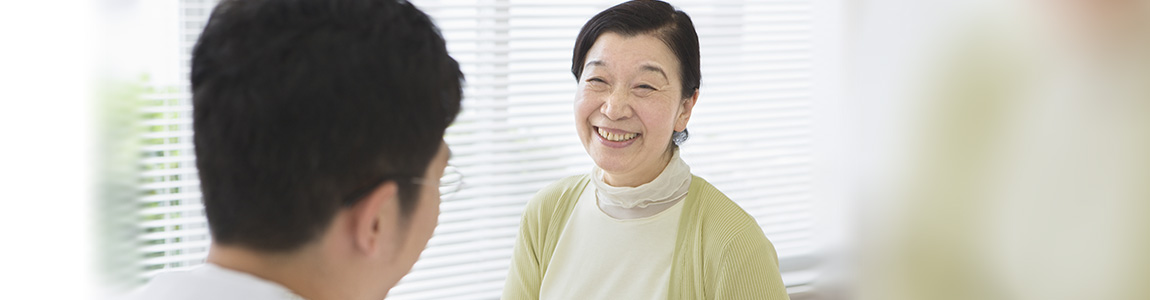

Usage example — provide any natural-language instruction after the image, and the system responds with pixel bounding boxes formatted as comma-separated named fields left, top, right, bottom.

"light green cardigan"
left=502, top=174, right=790, bottom=300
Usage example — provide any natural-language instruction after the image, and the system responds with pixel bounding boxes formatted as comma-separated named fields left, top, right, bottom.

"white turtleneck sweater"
left=539, top=149, right=692, bottom=299
left=592, top=148, right=692, bottom=219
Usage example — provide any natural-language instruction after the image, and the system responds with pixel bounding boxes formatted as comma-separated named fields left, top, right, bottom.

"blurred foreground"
left=847, top=1, right=1150, bottom=299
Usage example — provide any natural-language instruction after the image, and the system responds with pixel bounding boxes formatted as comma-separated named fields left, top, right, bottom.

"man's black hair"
left=191, top=0, right=462, bottom=252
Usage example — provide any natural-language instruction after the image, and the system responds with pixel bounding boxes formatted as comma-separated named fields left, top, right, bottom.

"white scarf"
left=592, top=148, right=692, bottom=216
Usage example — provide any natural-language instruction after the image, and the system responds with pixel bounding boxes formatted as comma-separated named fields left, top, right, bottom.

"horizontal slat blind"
left=136, top=0, right=217, bottom=280
left=388, top=3, right=594, bottom=299
left=135, top=0, right=828, bottom=298
left=680, top=0, right=821, bottom=259
left=389, top=0, right=823, bottom=299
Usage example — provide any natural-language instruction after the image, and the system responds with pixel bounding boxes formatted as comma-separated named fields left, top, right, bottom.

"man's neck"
left=207, top=243, right=342, bottom=300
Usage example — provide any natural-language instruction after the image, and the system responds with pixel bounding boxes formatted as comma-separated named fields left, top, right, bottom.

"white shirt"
left=125, top=263, right=305, bottom=300
left=539, top=184, right=685, bottom=300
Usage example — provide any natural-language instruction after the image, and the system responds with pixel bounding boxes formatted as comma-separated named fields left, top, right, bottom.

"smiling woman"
left=502, top=1, right=790, bottom=299
left=576, top=32, right=694, bottom=187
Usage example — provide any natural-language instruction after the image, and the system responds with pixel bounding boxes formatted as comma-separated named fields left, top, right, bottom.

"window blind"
left=136, top=0, right=216, bottom=280
left=134, top=0, right=836, bottom=298
left=390, top=0, right=830, bottom=298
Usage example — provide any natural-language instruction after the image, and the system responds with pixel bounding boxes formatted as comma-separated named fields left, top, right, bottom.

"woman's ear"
left=675, top=89, right=699, bottom=131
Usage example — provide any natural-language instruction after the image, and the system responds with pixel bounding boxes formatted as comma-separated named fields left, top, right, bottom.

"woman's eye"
left=584, top=78, right=608, bottom=90
left=586, top=78, right=608, bottom=86
left=632, top=84, right=657, bottom=97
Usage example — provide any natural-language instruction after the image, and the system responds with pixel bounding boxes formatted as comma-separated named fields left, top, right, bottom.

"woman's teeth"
left=598, top=127, right=638, bottom=142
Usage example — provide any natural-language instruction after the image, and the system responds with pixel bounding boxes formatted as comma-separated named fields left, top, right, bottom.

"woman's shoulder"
left=530, top=174, right=589, bottom=203
left=686, top=175, right=768, bottom=240
left=522, top=174, right=590, bottom=216
left=687, top=176, right=757, bottom=221
left=535, top=174, right=589, bottom=196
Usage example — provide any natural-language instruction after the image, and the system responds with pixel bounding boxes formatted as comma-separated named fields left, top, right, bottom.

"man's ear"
left=350, top=181, right=399, bottom=256
left=675, top=89, right=699, bottom=131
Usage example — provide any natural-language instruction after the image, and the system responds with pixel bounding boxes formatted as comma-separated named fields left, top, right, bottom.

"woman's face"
left=574, top=32, right=697, bottom=187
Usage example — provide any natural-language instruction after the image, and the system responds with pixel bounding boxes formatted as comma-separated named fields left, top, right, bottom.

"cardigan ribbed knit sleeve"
left=710, top=223, right=789, bottom=299
left=502, top=175, right=587, bottom=300
left=501, top=193, right=545, bottom=300
left=669, top=176, right=790, bottom=300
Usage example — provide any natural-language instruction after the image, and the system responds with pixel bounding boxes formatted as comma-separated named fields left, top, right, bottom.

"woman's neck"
left=603, top=148, right=675, bottom=187
left=593, top=147, right=692, bottom=218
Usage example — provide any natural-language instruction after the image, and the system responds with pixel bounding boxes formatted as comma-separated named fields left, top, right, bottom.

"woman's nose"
left=600, top=90, right=633, bottom=120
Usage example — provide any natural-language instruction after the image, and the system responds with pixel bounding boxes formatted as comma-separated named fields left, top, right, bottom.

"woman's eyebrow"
left=584, top=60, right=667, bottom=81
left=640, top=64, right=668, bottom=81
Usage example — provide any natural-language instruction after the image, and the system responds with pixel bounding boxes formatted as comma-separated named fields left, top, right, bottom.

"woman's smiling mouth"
left=594, top=126, right=640, bottom=147
left=598, top=128, right=638, bottom=141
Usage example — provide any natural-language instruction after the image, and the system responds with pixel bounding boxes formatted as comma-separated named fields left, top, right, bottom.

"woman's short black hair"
left=572, top=0, right=701, bottom=99
left=191, top=0, right=462, bottom=252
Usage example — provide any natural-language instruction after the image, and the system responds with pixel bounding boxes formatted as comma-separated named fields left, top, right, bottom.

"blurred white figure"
left=859, top=1, right=1150, bottom=299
